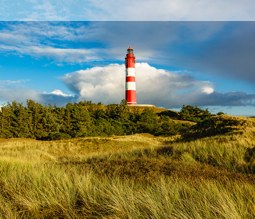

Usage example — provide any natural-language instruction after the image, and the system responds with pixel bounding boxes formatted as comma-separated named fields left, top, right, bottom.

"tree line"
left=0, top=100, right=213, bottom=140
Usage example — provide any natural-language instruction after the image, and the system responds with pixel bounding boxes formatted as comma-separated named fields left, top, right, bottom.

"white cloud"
left=0, top=32, right=28, bottom=43
left=0, top=22, right=84, bottom=42
left=62, top=63, right=255, bottom=108
left=0, top=65, right=254, bottom=109
left=40, top=89, right=77, bottom=106
left=0, top=22, right=105, bottom=63
left=24, top=0, right=66, bottom=21
left=63, top=63, right=215, bottom=107
left=24, top=46, right=99, bottom=62
left=49, top=89, right=73, bottom=97
left=85, top=0, right=255, bottom=21
left=1, top=0, right=255, bottom=21
left=63, top=64, right=125, bottom=103
left=0, top=22, right=230, bottom=65
left=0, top=79, right=29, bottom=86
left=201, top=87, right=214, bottom=94
left=0, top=44, right=100, bottom=63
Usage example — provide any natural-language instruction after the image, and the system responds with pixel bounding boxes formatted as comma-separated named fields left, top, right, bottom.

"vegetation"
left=0, top=101, right=255, bottom=218
left=0, top=100, right=194, bottom=140
left=179, top=105, right=212, bottom=122
left=0, top=131, right=254, bottom=218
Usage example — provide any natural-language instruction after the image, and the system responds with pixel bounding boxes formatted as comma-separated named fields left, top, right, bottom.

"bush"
left=179, top=105, right=212, bottom=122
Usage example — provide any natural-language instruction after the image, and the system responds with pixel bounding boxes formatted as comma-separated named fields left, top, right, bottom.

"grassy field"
left=0, top=115, right=255, bottom=218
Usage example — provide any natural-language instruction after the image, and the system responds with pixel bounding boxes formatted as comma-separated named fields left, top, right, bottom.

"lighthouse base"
left=127, top=104, right=155, bottom=107
left=126, top=90, right=136, bottom=105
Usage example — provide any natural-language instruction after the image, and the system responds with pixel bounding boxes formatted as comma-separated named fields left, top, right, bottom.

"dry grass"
left=0, top=163, right=254, bottom=218
left=0, top=134, right=164, bottom=163
left=0, top=116, right=254, bottom=218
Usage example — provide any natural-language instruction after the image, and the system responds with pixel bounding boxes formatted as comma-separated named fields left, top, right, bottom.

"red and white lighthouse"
left=125, top=47, right=137, bottom=105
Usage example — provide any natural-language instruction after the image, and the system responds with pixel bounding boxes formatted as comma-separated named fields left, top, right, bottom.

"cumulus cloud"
left=49, top=89, right=73, bottom=97
left=62, top=63, right=255, bottom=108
left=1, top=65, right=255, bottom=109
left=201, top=87, right=214, bottom=94
left=39, top=90, right=77, bottom=106
left=63, top=64, right=125, bottom=104
left=63, top=63, right=209, bottom=107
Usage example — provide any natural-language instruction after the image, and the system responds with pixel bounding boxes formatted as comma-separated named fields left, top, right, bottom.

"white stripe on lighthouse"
left=126, top=82, right=136, bottom=90
left=126, top=68, right=136, bottom=77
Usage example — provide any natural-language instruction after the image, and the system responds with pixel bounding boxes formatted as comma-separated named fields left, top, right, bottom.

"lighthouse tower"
left=125, top=47, right=137, bottom=105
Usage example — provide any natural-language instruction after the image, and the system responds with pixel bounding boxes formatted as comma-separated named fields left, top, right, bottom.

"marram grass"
left=0, top=131, right=254, bottom=218
left=0, top=162, right=254, bottom=219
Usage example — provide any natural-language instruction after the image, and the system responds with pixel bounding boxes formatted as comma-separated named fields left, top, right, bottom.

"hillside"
left=0, top=114, right=255, bottom=218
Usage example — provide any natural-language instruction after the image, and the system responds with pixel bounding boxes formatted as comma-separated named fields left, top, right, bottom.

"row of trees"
left=1, top=100, right=202, bottom=140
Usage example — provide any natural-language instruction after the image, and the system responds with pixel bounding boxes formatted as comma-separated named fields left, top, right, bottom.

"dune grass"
left=0, top=161, right=254, bottom=219
left=0, top=134, right=164, bottom=163
left=0, top=116, right=254, bottom=218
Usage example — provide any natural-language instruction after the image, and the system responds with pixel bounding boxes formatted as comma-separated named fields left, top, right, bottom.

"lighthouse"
left=125, top=47, right=137, bottom=105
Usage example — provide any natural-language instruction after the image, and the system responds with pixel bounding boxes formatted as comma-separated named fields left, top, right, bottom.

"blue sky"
left=0, top=1, right=255, bottom=115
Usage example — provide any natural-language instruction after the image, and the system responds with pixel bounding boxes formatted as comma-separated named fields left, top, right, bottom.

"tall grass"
left=0, top=126, right=254, bottom=218
left=0, top=161, right=254, bottom=218
left=0, top=134, right=163, bottom=163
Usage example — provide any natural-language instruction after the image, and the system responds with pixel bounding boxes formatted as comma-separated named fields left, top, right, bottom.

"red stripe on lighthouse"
left=126, top=59, right=135, bottom=68
left=126, top=76, right=136, bottom=82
